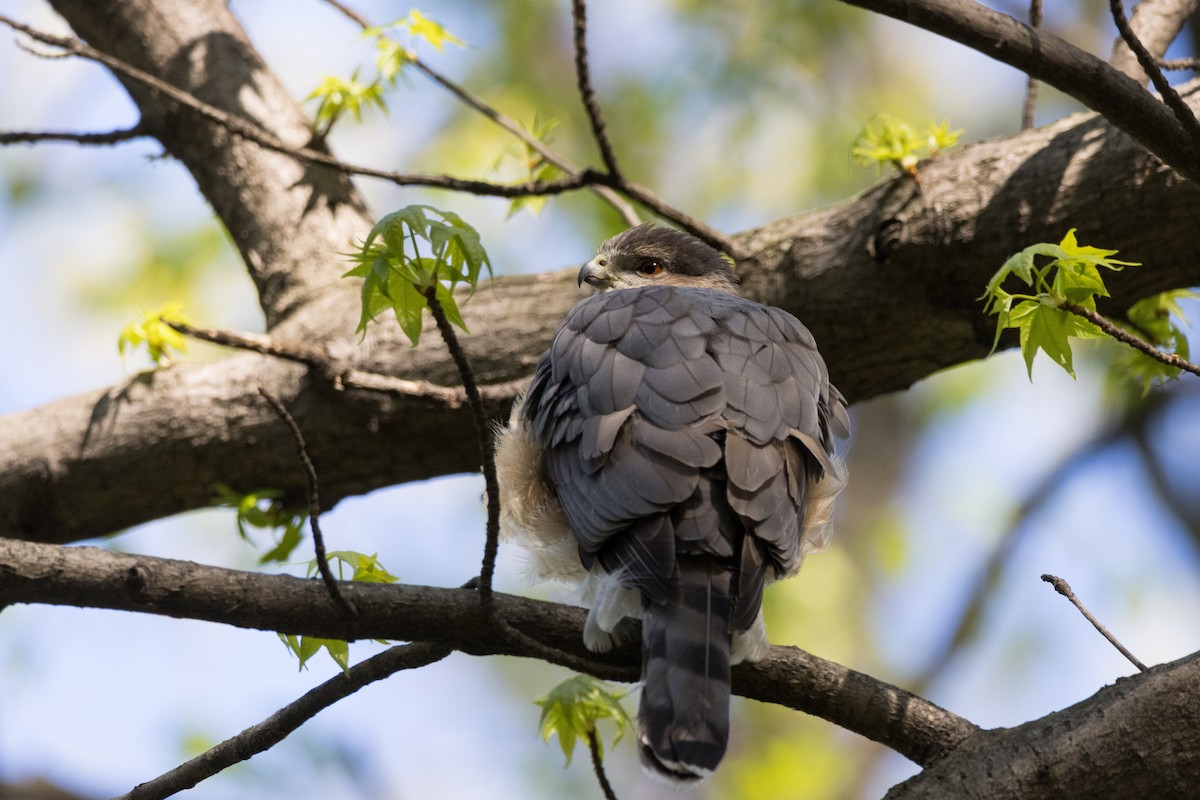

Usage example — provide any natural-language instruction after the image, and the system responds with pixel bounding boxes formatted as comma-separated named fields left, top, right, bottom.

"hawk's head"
left=577, top=223, right=740, bottom=294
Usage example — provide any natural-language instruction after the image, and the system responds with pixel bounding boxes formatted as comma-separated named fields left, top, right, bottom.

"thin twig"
left=1059, top=299, right=1200, bottom=378
left=418, top=288, right=616, bottom=675
left=1158, top=56, right=1200, bottom=71
left=318, top=0, right=641, bottom=225
left=1109, top=0, right=1200, bottom=144
left=586, top=728, right=620, bottom=800
left=571, top=0, right=621, bottom=176
left=169, top=321, right=326, bottom=366
left=909, top=426, right=1121, bottom=694
left=599, top=175, right=742, bottom=259
left=1040, top=574, right=1149, bottom=671
left=117, top=642, right=452, bottom=800
left=257, top=388, right=357, bottom=618
left=167, top=320, right=527, bottom=408
left=1021, top=0, right=1042, bottom=129
left=0, top=124, right=145, bottom=146
left=0, top=15, right=592, bottom=201
left=420, top=288, right=502, bottom=601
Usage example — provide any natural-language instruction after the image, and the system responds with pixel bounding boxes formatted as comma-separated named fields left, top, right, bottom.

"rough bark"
left=885, top=651, right=1200, bottom=798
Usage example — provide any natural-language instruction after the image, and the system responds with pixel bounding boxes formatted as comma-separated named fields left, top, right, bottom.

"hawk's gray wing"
left=521, top=284, right=848, bottom=780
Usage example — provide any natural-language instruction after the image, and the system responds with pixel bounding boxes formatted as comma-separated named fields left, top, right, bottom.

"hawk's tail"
left=637, top=555, right=732, bottom=783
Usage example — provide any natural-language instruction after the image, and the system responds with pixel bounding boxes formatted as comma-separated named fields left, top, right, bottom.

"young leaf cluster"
left=535, top=675, right=632, bottom=766
left=495, top=115, right=563, bottom=218
left=279, top=552, right=398, bottom=673
left=344, top=204, right=491, bottom=345
left=981, top=229, right=1139, bottom=378
left=213, top=484, right=308, bottom=565
left=1110, top=289, right=1198, bottom=394
left=306, top=9, right=465, bottom=135
left=851, top=115, right=961, bottom=176
left=117, top=302, right=189, bottom=368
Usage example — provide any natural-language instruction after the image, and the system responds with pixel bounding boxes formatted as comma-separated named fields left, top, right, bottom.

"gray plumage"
left=497, top=224, right=848, bottom=782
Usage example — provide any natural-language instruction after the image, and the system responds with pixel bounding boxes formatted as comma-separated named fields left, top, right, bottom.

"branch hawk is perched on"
left=496, top=224, right=849, bottom=782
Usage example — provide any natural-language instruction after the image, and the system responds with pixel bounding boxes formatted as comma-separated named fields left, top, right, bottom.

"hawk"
left=496, top=224, right=849, bottom=782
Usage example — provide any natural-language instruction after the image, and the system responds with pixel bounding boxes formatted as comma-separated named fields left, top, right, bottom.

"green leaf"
left=315, top=551, right=400, bottom=584
left=344, top=205, right=492, bottom=345
left=534, top=675, right=632, bottom=765
left=1019, top=300, right=1076, bottom=377
left=306, top=70, right=387, bottom=132
left=279, top=634, right=350, bottom=674
left=402, top=9, right=465, bottom=51
left=212, top=484, right=307, bottom=564
left=117, top=303, right=190, bottom=368
left=1112, top=288, right=1200, bottom=394
left=851, top=113, right=961, bottom=174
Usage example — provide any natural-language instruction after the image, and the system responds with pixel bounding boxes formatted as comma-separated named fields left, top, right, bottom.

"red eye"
left=638, top=260, right=663, bottom=276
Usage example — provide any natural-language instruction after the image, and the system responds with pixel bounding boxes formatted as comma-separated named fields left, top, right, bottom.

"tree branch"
left=0, top=537, right=973, bottom=768
left=1040, top=574, right=1148, bottom=672
left=1108, top=0, right=1198, bottom=84
left=0, top=124, right=145, bottom=145
left=1059, top=299, right=1200, bottom=378
left=118, top=642, right=451, bottom=800
left=837, top=0, right=1200, bottom=184
left=883, top=651, right=1200, bottom=799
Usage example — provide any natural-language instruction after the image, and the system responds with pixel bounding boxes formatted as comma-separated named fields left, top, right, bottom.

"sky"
left=2, top=2, right=1199, bottom=799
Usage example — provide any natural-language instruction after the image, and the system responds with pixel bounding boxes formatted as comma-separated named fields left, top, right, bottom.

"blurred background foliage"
left=1, top=1, right=1198, bottom=799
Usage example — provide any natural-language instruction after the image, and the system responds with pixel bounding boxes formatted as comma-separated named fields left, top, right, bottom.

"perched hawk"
left=496, top=224, right=849, bottom=782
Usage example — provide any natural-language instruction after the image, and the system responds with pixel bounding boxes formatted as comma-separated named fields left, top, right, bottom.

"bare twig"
left=257, top=388, right=357, bottom=618
left=1109, top=0, right=1200, bottom=143
left=418, top=288, right=631, bottom=676
left=167, top=320, right=528, bottom=408
left=419, top=288, right=502, bottom=600
left=0, top=15, right=592, bottom=200
left=599, top=175, right=742, bottom=259
left=1159, top=56, right=1200, bottom=70
left=117, top=642, right=452, bottom=800
left=586, top=728, right=621, bottom=800
left=909, top=427, right=1119, bottom=694
left=1040, top=574, right=1149, bottom=672
left=1021, top=0, right=1042, bottom=129
left=1059, top=300, right=1200, bottom=379
left=0, top=124, right=145, bottom=146
left=571, top=0, right=621, bottom=176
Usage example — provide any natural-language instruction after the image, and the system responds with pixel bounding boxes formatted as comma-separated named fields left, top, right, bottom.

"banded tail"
left=637, top=555, right=733, bottom=783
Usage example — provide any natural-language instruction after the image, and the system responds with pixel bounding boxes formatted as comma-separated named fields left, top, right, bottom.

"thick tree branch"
left=0, top=537, right=972, bottom=768
left=1109, top=0, right=1198, bottom=84
left=2, top=537, right=1194, bottom=792
left=838, top=0, right=1200, bottom=184
left=884, top=651, right=1200, bottom=799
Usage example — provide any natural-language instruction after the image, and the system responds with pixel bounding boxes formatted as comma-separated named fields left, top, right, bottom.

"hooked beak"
left=577, top=259, right=609, bottom=289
